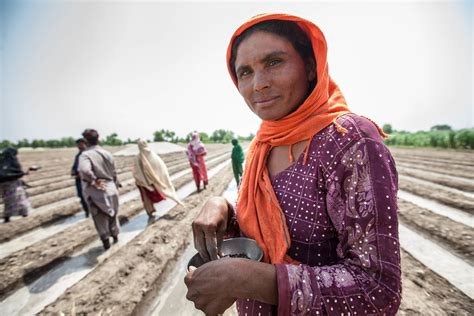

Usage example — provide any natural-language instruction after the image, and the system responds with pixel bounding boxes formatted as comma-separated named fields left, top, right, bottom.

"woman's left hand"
left=184, top=258, right=238, bottom=315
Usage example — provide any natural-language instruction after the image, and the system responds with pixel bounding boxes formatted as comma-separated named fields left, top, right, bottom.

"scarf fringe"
left=333, top=119, right=348, bottom=135
left=303, top=140, right=310, bottom=164
left=289, top=143, right=294, bottom=163
left=287, top=138, right=313, bottom=165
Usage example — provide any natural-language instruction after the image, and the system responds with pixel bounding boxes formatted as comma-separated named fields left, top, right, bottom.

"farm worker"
left=186, top=132, right=208, bottom=192
left=185, top=14, right=401, bottom=315
left=71, top=138, right=89, bottom=217
left=231, top=138, right=244, bottom=186
left=0, top=148, right=32, bottom=222
left=132, top=139, right=184, bottom=217
left=78, top=129, right=121, bottom=250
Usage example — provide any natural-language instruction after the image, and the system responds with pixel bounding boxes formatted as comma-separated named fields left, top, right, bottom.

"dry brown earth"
left=390, top=147, right=474, bottom=164
left=399, top=176, right=474, bottom=214
left=397, top=166, right=474, bottom=192
left=399, top=251, right=474, bottom=315
left=40, top=165, right=233, bottom=315
left=1, top=145, right=472, bottom=315
left=397, top=199, right=474, bottom=265
left=0, top=151, right=230, bottom=299
left=0, top=149, right=229, bottom=242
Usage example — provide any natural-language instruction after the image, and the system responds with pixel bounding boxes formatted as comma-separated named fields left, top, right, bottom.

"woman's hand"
left=192, top=197, right=230, bottom=262
left=92, top=179, right=107, bottom=191
left=184, top=258, right=237, bottom=315
left=185, top=258, right=279, bottom=314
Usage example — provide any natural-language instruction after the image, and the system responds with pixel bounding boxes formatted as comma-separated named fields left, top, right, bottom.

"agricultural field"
left=0, top=145, right=472, bottom=315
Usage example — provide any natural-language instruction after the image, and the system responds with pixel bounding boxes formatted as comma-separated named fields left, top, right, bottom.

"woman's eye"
left=269, top=59, right=281, bottom=66
left=239, top=70, right=251, bottom=78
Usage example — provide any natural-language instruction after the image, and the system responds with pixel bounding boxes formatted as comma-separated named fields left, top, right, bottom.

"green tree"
left=103, top=133, right=123, bottom=146
left=199, top=132, right=210, bottom=143
left=17, top=139, right=30, bottom=148
left=153, top=129, right=177, bottom=142
left=211, top=129, right=234, bottom=143
left=0, top=140, right=14, bottom=149
left=46, top=139, right=61, bottom=147
left=31, top=139, right=45, bottom=148
left=430, top=124, right=452, bottom=131
left=153, top=130, right=165, bottom=142
left=382, top=124, right=393, bottom=134
left=454, top=129, right=474, bottom=149
left=60, top=137, right=75, bottom=147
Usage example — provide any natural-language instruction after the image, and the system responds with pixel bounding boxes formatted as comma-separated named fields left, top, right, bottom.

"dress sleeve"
left=274, top=138, right=401, bottom=316
left=78, top=154, right=97, bottom=184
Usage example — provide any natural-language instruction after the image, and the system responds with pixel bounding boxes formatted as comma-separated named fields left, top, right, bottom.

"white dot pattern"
left=236, top=115, right=401, bottom=315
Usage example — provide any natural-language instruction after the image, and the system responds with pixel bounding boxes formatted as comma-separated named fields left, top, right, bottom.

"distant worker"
left=78, top=129, right=121, bottom=250
left=0, top=148, right=32, bottom=223
left=71, top=138, right=89, bottom=217
left=231, top=139, right=245, bottom=186
left=186, top=132, right=208, bottom=192
left=133, top=139, right=184, bottom=217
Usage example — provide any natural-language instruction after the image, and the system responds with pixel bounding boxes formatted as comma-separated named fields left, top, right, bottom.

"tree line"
left=1, top=125, right=472, bottom=149
left=0, top=130, right=255, bottom=149
left=382, top=124, right=474, bottom=149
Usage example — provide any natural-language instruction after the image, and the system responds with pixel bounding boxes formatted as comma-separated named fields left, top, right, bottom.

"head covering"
left=133, top=139, right=184, bottom=206
left=187, top=132, right=207, bottom=166
left=227, top=13, right=386, bottom=264
left=0, top=147, right=24, bottom=183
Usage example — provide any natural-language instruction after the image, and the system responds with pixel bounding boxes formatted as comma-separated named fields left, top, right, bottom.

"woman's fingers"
left=204, top=230, right=219, bottom=261
left=193, top=224, right=211, bottom=262
left=216, top=229, right=225, bottom=257
left=192, top=197, right=229, bottom=262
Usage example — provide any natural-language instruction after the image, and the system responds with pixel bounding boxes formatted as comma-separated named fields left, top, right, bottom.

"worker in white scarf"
left=133, top=139, right=184, bottom=216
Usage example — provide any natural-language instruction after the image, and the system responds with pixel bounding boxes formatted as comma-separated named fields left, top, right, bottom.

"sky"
left=0, top=0, right=472, bottom=142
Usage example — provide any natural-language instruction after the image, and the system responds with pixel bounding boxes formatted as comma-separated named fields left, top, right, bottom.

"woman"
left=231, top=138, right=245, bottom=186
left=133, top=139, right=184, bottom=216
left=0, top=148, right=32, bottom=223
left=186, top=132, right=209, bottom=192
left=185, top=14, right=401, bottom=316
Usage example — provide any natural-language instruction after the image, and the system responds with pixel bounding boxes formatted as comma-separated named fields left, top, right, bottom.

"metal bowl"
left=187, top=237, right=263, bottom=271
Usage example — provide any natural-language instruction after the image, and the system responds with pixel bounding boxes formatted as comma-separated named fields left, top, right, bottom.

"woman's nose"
left=252, top=71, right=270, bottom=92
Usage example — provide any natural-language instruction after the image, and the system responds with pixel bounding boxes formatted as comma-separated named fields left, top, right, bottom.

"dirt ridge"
left=39, top=165, right=233, bottom=315
left=397, top=199, right=474, bottom=265
left=0, top=154, right=231, bottom=299
left=0, top=152, right=220, bottom=242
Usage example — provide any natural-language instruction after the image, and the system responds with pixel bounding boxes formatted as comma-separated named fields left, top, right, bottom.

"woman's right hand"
left=192, top=196, right=230, bottom=262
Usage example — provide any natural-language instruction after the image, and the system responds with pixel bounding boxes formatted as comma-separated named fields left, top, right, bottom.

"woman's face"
left=234, top=31, right=315, bottom=121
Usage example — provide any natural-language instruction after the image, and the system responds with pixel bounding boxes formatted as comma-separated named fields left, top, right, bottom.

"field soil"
left=0, top=145, right=472, bottom=316
left=40, top=165, right=233, bottom=314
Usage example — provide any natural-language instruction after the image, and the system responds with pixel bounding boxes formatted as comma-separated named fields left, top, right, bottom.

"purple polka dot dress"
left=231, top=114, right=401, bottom=316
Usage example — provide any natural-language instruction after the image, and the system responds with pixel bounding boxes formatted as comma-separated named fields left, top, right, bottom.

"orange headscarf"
left=226, top=13, right=383, bottom=264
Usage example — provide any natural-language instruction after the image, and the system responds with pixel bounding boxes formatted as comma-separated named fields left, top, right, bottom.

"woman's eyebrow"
left=260, top=51, right=287, bottom=63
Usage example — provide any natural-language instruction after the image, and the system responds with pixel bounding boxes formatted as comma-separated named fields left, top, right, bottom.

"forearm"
left=230, top=259, right=278, bottom=305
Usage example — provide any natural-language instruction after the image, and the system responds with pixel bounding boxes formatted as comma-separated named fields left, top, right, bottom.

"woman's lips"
left=254, top=96, right=280, bottom=106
